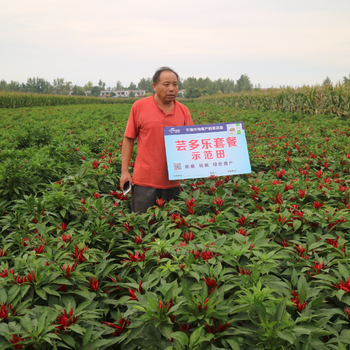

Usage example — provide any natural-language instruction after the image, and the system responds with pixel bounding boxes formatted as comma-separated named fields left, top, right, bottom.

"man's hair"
left=152, top=67, right=179, bottom=84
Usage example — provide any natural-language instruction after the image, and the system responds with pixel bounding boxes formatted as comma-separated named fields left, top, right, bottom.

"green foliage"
left=0, top=103, right=350, bottom=349
left=71, top=85, right=85, bottom=96
left=90, top=86, right=102, bottom=97
left=235, top=74, right=253, bottom=92
left=322, top=77, right=332, bottom=86
left=195, top=83, right=350, bottom=117
left=0, top=92, right=137, bottom=108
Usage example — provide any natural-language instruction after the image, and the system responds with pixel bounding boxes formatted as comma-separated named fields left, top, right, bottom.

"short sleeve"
left=185, top=109, right=193, bottom=126
left=124, top=104, right=139, bottom=140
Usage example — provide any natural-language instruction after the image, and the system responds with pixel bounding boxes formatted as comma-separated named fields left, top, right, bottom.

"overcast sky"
left=1, top=0, right=349, bottom=88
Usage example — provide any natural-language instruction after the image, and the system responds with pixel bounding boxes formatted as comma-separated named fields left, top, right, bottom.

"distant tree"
left=90, top=86, right=101, bottom=97
left=110, top=92, right=116, bottom=97
left=128, top=82, right=137, bottom=90
left=84, top=81, right=93, bottom=91
left=185, top=87, right=201, bottom=98
left=115, top=81, right=123, bottom=90
left=24, top=77, right=52, bottom=94
left=0, top=79, right=7, bottom=91
left=62, top=81, right=72, bottom=95
left=235, top=74, right=253, bottom=92
left=178, top=78, right=184, bottom=90
left=137, top=78, right=153, bottom=92
left=322, top=76, right=332, bottom=85
left=343, top=75, right=350, bottom=84
left=7, top=80, right=22, bottom=92
left=71, top=85, right=85, bottom=96
left=98, top=79, right=106, bottom=89
left=53, top=78, right=65, bottom=94
left=183, top=77, right=235, bottom=95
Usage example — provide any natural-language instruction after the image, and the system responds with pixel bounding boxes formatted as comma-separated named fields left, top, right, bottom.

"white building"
left=99, top=90, right=146, bottom=97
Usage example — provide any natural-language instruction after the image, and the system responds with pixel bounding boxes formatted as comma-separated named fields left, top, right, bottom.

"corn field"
left=0, top=92, right=137, bottom=108
left=1, top=85, right=350, bottom=117
left=194, top=84, right=350, bottom=117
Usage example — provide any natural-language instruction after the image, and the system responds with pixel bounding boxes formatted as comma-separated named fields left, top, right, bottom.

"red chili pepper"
left=0, top=302, right=9, bottom=320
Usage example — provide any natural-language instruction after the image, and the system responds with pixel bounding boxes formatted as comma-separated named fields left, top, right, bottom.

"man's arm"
left=119, top=136, right=135, bottom=190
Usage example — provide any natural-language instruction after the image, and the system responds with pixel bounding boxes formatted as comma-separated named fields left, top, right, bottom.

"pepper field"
left=0, top=103, right=349, bottom=350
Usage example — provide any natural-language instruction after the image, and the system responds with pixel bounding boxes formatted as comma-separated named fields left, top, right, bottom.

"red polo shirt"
left=124, top=96, right=193, bottom=189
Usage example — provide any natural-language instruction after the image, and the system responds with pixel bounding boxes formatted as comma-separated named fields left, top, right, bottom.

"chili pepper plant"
left=0, top=103, right=349, bottom=349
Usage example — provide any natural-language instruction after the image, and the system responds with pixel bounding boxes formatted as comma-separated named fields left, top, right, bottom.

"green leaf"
left=35, top=288, right=47, bottom=300
left=189, top=326, right=203, bottom=347
left=0, top=323, right=9, bottom=337
left=291, top=267, right=298, bottom=287
left=37, top=310, right=48, bottom=335
left=226, top=339, right=240, bottom=350
left=189, top=271, right=200, bottom=282
left=297, top=274, right=307, bottom=304
left=20, top=284, right=30, bottom=298
left=0, top=284, right=7, bottom=304
left=54, top=278, right=73, bottom=285
left=60, top=209, right=66, bottom=218
left=132, top=305, right=146, bottom=312
left=253, top=297, right=266, bottom=321
left=277, top=330, right=294, bottom=345
left=75, top=300, right=93, bottom=313
left=96, top=198, right=102, bottom=209
left=181, top=283, right=193, bottom=300
left=159, top=325, right=173, bottom=339
left=7, top=284, right=20, bottom=303
left=185, top=252, right=194, bottom=266
left=338, top=263, right=349, bottom=280
left=270, top=224, right=277, bottom=234
left=44, top=333, right=61, bottom=341
left=69, top=323, right=85, bottom=335
left=43, top=286, right=61, bottom=297
left=293, top=220, right=301, bottom=231
left=83, top=325, right=93, bottom=346
left=275, top=298, right=287, bottom=325
left=20, top=314, right=32, bottom=333
left=200, top=282, right=208, bottom=302
left=60, top=333, right=76, bottom=349
left=146, top=294, right=158, bottom=310
left=171, top=331, right=189, bottom=346
left=338, top=341, right=347, bottom=350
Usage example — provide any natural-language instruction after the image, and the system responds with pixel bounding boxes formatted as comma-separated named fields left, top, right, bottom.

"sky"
left=1, top=0, right=350, bottom=89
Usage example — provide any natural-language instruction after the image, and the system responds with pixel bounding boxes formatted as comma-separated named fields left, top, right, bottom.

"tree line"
left=1, top=74, right=349, bottom=98
left=0, top=75, right=258, bottom=98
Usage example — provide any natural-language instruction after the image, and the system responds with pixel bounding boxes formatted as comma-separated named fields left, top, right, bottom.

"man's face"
left=152, top=71, right=178, bottom=104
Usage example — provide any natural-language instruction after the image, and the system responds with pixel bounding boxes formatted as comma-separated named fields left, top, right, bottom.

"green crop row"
left=193, top=84, right=350, bottom=117
left=0, top=103, right=350, bottom=349
left=0, top=92, right=138, bottom=109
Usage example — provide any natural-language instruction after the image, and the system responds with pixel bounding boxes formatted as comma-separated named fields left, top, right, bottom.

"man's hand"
left=120, top=136, right=135, bottom=190
left=120, top=171, right=133, bottom=191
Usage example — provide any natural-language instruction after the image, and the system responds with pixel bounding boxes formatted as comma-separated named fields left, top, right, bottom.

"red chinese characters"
left=214, top=137, right=225, bottom=148
left=226, top=136, right=237, bottom=147
left=189, top=139, right=199, bottom=150
left=175, top=140, right=186, bottom=151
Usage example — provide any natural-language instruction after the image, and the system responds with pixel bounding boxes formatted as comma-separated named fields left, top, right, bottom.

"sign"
left=164, top=122, right=251, bottom=180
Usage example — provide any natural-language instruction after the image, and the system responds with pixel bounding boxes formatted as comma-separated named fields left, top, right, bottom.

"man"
left=119, top=67, right=193, bottom=213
